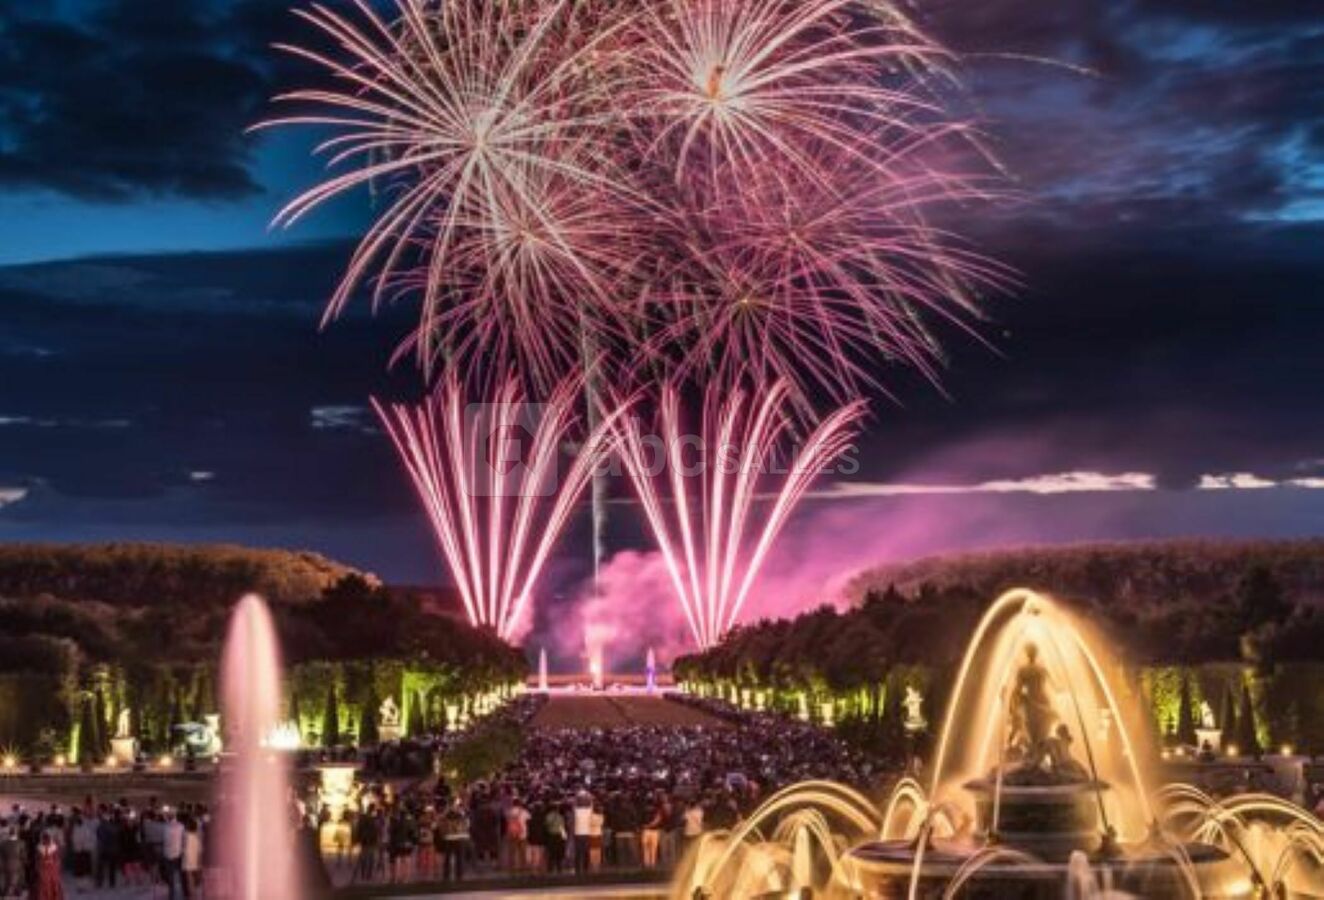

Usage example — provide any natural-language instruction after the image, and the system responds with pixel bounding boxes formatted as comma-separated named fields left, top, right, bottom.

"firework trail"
left=609, top=380, right=865, bottom=648
left=373, top=376, right=624, bottom=639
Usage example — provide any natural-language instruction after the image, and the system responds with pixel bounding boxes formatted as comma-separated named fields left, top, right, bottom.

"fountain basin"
left=966, top=778, right=1110, bottom=861
left=845, top=838, right=1251, bottom=899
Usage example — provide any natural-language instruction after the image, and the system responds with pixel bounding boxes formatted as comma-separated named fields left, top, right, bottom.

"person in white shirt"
left=572, top=794, right=593, bottom=875
left=182, top=817, right=204, bottom=895
left=71, top=814, right=97, bottom=890
left=160, top=810, right=186, bottom=900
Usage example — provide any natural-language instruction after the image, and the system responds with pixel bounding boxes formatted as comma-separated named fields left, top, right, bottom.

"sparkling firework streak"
left=610, top=380, right=865, bottom=648
left=374, top=377, right=624, bottom=639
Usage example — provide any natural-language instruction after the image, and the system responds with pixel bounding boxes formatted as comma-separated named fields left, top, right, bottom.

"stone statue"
left=379, top=696, right=401, bottom=729
left=1043, top=724, right=1089, bottom=781
left=902, top=686, right=927, bottom=732
left=1199, top=700, right=1216, bottom=731
left=1008, top=642, right=1056, bottom=757
left=115, top=708, right=132, bottom=739
left=1003, top=642, right=1088, bottom=785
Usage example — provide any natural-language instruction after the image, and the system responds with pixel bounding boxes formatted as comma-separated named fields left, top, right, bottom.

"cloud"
left=1198, top=472, right=1324, bottom=490
left=310, top=405, right=375, bottom=433
left=1198, top=472, right=1277, bottom=490
left=0, top=415, right=130, bottom=430
left=813, top=471, right=1156, bottom=498
left=919, top=0, right=1324, bottom=230
left=0, top=488, right=27, bottom=509
left=0, top=0, right=306, bottom=202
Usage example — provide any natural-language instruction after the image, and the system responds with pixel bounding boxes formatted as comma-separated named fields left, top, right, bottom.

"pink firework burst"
left=649, top=145, right=1013, bottom=406
left=261, top=0, right=641, bottom=387
left=622, top=0, right=968, bottom=188
left=374, top=375, right=625, bottom=639
left=609, top=379, right=865, bottom=648
left=268, top=0, right=1007, bottom=405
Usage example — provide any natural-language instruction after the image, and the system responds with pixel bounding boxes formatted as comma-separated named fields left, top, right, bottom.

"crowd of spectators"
left=335, top=692, right=883, bottom=885
left=0, top=796, right=208, bottom=899
left=0, top=692, right=886, bottom=894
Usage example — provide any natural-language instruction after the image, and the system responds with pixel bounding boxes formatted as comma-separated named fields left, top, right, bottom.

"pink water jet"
left=219, top=594, right=297, bottom=900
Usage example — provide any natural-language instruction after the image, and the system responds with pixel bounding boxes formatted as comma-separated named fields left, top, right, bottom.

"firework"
left=622, top=0, right=1011, bottom=404
left=374, top=376, right=624, bottom=639
left=261, top=0, right=641, bottom=387
left=622, top=0, right=960, bottom=187
left=610, top=379, right=865, bottom=648
left=646, top=153, right=1010, bottom=406
left=268, top=0, right=1004, bottom=404
left=270, top=0, right=1009, bottom=644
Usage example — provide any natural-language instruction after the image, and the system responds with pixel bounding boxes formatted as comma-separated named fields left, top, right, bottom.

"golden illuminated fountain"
left=674, top=589, right=1324, bottom=899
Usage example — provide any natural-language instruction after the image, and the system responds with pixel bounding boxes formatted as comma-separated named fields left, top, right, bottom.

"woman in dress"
left=182, top=815, right=204, bottom=897
left=34, top=831, right=64, bottom=900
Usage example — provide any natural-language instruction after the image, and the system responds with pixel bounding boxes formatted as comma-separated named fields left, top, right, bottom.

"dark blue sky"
left=0, top=0, right=1321, bottom=599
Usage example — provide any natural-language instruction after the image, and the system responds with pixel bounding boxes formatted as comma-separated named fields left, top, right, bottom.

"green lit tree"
left=1236, top=682, right=1262, bottom=757
left=1219, top=683, right=1238, bottom=744
left=289, top=691, right=303, bottom=740
left=407, top=689, right=426, bottom=738
left=322, top=683, right=341, bottom=748
left=1176, top=674, right=1198, bottom=746
left=358, top=685, right=379, bottom=747
left=91, top=688, right=110, bottom=760
left=77, top=695, right=99, bottom=767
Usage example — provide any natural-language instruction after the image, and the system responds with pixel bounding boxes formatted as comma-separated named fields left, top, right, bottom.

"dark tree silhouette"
left=359, top=685, right=380, bottom=746
left=1219, top=683, right=1238, bottom=743
left=322, top=684, right=340, bottom=748
left=1236, top=683, right=1261, bottom=757
left=1177, top=674, right=1198, bottom=746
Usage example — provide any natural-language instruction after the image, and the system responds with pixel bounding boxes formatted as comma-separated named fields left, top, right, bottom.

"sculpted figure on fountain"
left=1005, top=642, right=1088, bottom=784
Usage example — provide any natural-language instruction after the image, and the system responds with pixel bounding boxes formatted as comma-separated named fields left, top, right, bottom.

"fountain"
left=539, top=647, right=550, bottom=692
left=219, top=594, right=298, bottom=900
left=675, top=588, right=1324, bottom=899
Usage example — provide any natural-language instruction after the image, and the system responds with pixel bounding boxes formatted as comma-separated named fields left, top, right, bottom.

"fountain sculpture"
left=675, top=589, right=1324, bottom=899
left=219, top=594, right=298, bottom=900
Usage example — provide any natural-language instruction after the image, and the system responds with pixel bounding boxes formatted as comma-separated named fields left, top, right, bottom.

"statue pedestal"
left=1195, top=727, right=1222, bottom=754
left=378, top=724, right=402, bottom=744
left=110, top=736, right=137, bottom=766
left=317, top=762, right=358, bottom=850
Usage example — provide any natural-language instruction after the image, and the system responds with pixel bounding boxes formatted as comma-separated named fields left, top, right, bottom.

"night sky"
left=0, top=1, right=1321, bottom=632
